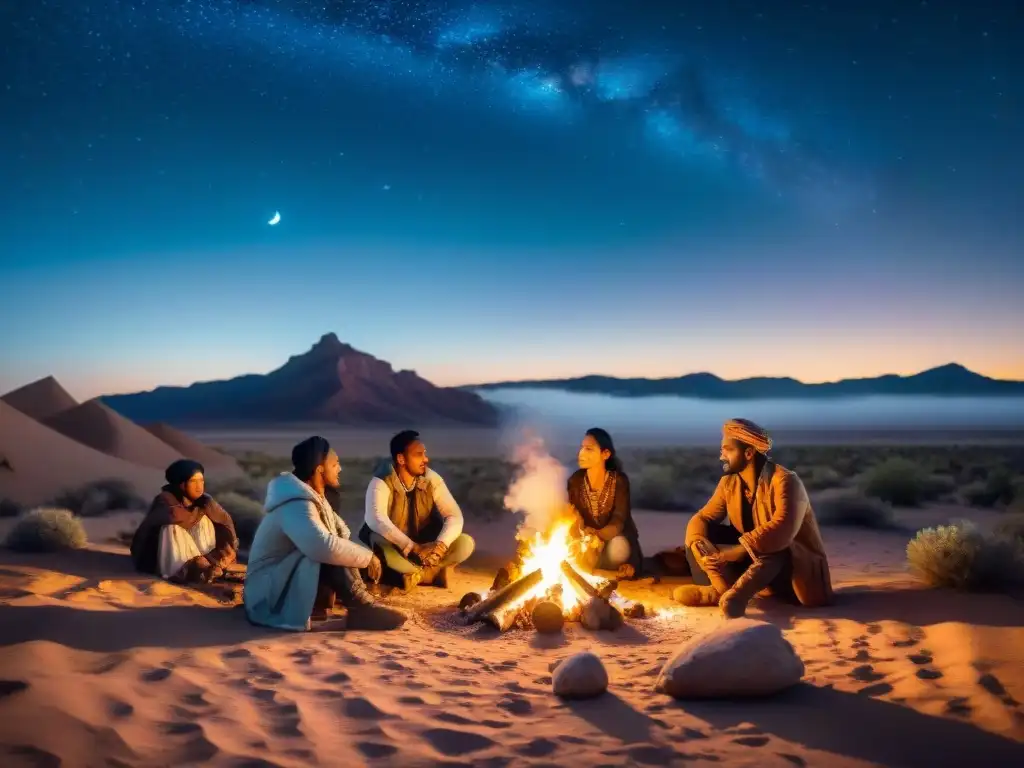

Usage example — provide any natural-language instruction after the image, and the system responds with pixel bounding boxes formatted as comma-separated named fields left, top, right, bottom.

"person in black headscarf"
left=130, top=459, right=239, bottom=583
left=567, top=427, right=643, bottom=579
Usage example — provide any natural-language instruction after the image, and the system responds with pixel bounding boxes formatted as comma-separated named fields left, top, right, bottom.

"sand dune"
left=1, top=376, right=78, bottom=421
left=43, top=400, right=186, bottom=470
left=0, top=402, right=164, bottom=506
left=143, top=423, right=244, bottom=476
left=0, top=509, right=1021, bottom=767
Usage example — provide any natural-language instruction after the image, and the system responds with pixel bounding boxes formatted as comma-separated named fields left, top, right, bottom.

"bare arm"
left=364, top=478, right=415, bottom=555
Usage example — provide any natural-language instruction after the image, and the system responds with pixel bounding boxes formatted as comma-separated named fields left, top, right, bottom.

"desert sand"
left=142, top=423, right=244, bottom=476
left=1, top=506, right=1022, bottom=768
left=0, top=376, right=79, bottom=422
left=43, top=400, right=187, bottom=471
left=0, top=402, right=164, bottom=506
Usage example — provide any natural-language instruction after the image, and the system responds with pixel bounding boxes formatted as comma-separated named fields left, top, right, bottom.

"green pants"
left=368, top=532, right=476, bottom=576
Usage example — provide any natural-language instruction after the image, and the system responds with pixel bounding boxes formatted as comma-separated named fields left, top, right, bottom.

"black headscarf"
left=165, top=459, right=205, bottom=487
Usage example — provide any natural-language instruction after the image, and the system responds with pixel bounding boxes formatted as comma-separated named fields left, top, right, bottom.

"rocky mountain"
left=102, top=333, right=500, bottom=426
left=466, top=364, right=1024, bottom=399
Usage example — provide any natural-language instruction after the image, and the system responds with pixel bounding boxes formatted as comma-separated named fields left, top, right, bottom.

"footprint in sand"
left=222, top=648, right=253, bottom=660
left=779, top=754, right=807, bottom=766
left=850, top=664, right=886, bottom=683
left=497, top=696, right=532, bottom=716
left=516, top=737, right=559, bottom=757
left=945, top=697, right=973, bottom=717
left=0, top=680, right=28, bottom=698
left=342, top=697, right=389, bottom=720
left=733, top=735, right=770, bottom=747
left=421, top=728, right=496, bottom=757
left=977, top=673, right=1020, bottom=707
left=107, top=699, right=134, bottom=718
left=907, top=650, right=933, bottom=666
left=141, top=667, right=173, bottom=683
left=356, top=742, right=399, bottom=759
left=916, top=668, right=943, bottom=680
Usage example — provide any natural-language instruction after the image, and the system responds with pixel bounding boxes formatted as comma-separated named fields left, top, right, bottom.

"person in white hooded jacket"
left=243, top=436, right=406, bottom=632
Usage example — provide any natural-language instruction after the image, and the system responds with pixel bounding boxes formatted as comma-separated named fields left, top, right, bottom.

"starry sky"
left=1, top=0, right=1022, bottom=399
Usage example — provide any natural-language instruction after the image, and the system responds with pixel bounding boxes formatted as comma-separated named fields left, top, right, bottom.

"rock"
left=655, top=619, right=804, bottom=699
left=552, top=652, right=608, bottom=700
left=532, top=601, right=564, bottom=634
left=458, top=592, right=482, bottom=612
left=581, top=597, right=622, bottom=631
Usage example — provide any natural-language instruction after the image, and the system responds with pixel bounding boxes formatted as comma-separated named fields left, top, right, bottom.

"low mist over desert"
left=5, top=1, right=1024, bottom=766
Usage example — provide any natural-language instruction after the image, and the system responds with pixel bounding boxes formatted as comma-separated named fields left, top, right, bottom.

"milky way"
left=39, top=0, right=870, bottom=213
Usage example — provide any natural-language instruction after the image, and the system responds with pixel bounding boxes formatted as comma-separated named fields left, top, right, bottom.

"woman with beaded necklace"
left=567, top=427, right=642, bottom=579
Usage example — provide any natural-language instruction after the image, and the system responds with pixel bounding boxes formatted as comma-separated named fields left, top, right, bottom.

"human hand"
left=409, top=542, right=430, bottom=565
left=367, top=554, right=382, bottom=583
left=422, top=541, right=448, bottom=567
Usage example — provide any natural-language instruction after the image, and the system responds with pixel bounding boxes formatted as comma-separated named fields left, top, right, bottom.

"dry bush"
left=218, top=492, right=266, bottom=547
left=50, top=478, right=147, bottom=517
left=861, top=458, right=938, bottom=507
left=815, top=490, right=898, bottom=529
left=994, top=514, right=1024, bottom=546
left=629, top=463, right=710, bottom=511
left=5, top=507, right=88, bottom=553
left=798, top=464, right=845, bottom=492
left=907, top=522, right=1023, bottom=592
left=960, top=469, right=1019, bottom=508
left=0, top=498, right=24, bottom=518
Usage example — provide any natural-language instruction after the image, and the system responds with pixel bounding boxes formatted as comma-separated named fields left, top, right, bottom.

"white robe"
left=158, top=515, right=216, bottom=580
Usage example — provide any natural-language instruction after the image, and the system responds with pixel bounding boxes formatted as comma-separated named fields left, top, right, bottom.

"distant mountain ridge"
left=465, top=364, right=1024, bottom=399
left=102, top=333, right=499, bottom=426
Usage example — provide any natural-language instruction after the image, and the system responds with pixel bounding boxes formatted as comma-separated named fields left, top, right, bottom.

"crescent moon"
left=268, top=211, right=281, bottom=226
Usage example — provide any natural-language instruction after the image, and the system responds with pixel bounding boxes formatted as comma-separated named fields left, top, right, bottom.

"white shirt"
left=364, top=469, right=464, bottom=555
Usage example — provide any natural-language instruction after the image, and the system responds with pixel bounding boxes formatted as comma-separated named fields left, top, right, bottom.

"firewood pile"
left=460, top=557, right=648, bottom=633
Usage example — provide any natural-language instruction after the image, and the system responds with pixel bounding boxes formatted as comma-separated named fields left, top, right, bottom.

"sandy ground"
left=1, top=506, right=1022, bottom=768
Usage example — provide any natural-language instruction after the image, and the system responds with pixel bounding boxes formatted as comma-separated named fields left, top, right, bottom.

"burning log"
left=464, top=568, right=543, bottom=625
left=560, top=560, right=623, bottom=631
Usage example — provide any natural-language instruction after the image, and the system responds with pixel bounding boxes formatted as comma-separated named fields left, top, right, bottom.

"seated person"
left=359, top=430, right=475, bottom=591
left=131, top=459, right=239, bottom=583
left=244, top=436, right=405, bottom=632
left=673, top=419, right=833, bottom=618
left=568, top=427, right=643, bottom=579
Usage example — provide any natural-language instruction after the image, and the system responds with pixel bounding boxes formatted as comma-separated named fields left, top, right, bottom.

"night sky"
left=2, top=1, right=1022, bottom=398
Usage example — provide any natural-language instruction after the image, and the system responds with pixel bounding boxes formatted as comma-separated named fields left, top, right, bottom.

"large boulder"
left=655, top=619, right=804, bottom=699
left=552, top=652, right=608, bottom=700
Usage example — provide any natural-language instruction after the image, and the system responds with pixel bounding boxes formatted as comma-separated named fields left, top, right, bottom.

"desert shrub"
left=861, top=458, right=937, bottom=507
left=815, top=490, right=898, bottom=529
left=799, top=465, right=845, bottom=492
left=51, top=478, right=147, bottom=517
left=5, top=507, right=88, bottom=552
left=218, top=492, right=266, bottom=547
left=231, top=451, right=291, bottom=479
left=630, top=463, right=709, bottom=511
left=993, top=514, right=1024, bottom=547
left=960, top=469, right=1019, bottom=508
left=907, top=522, right=1023, bottom=591
left=207, top=474, right=267, bottom=503
left=0, top=498, right=24, bottom=518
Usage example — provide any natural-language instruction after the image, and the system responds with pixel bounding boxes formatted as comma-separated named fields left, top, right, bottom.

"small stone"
left=552, top=652, right=608, bottom=700
left=656, top=619, right=804, bottom=699
left=532, top=601, right=564, bottom=634
left=458, top=592, right=482, bottom=612
left=581, top=597, right=622, bottom=631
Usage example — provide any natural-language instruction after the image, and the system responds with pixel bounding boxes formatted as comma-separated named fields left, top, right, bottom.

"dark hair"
left=389, top=430, right=421, bottom=462
left=585, top=427, right=623, bottom=472
left=165, top=459, right=204, bottom=486
left=291, top=436, right=331, bottom=481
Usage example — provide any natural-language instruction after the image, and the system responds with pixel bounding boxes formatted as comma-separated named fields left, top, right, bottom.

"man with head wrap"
left=244, top=436, right=406, bottom=632
left=673, top=419, right=833, bottom=618
left=130, top=459, right=239, bottom=583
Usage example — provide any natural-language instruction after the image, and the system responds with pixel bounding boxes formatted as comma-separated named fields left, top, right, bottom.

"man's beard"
left=722, top=457, right=748, bottom=475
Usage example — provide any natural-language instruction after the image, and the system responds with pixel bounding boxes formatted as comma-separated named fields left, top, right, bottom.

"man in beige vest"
left=359, top=430, right=475, bottom=591
left=673, top=419, right=833, bottom=618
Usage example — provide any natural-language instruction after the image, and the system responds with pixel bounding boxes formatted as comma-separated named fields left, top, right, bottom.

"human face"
left=181, top=471, right=205, bottom=502
left=399, top=440, right=429, bottom=477
left=322, top=450, right=343, bottom=489
left=720, top=439, right=755, bottom=475
left=578, top=434, right=610, bottom=470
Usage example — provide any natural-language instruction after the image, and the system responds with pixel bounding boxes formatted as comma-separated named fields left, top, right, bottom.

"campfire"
left=460, top=515, right=649, bottom=633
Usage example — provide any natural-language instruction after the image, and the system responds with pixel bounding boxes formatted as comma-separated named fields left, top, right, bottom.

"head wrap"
left=165, top=458, right=205, bottom=486
left=722, top=418, right=772, bottom=454
left=292, top=436, right=332, bottom=480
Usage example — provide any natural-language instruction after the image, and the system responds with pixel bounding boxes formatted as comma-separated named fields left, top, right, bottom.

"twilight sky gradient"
left=2, top=0, right=1022, bottom=399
